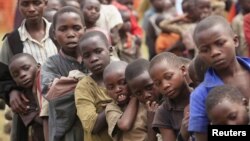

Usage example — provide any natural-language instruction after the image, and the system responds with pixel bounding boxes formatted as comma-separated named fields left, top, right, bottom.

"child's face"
left=9, top=56, right=37, bottom=88
left=120, top=11, right=131, bottom=32
left=121, top=0, right=133, bottom=10
left=195, top=0, right=211, bottom=20
left=82, top=0, right=100, bottom=25
left=128, top=71, right=158, bottom=104
left=54, top=12, right=85, bottom=54
left=149, top=60, right=187, bottom=99
left=195, top=24, right=238, bottom=71
left=19, top=0, right=47, bottom=22
left=209, top=99, right=249, bottom=125
left=104, top=68, right=129, bottom=105
left=80, top=36, right=110, bottom=75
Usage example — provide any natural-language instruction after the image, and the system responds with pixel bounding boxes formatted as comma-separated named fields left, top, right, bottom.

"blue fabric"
left=188, top=57, right=250, bottom=133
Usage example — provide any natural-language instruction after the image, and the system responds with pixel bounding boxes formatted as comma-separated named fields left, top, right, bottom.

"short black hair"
left=103, top=61, right=128, bottom=80
left=52, top=6, right=85, bottom=30
left=9, top=53, right=37, bottom=68
left=149, top=52, right=183, bottom=71
left=193, top=15, right=234, bottom=44
left=80, top=0, right=100, bottom=9
left=206, top=85, right=245, bottom=114
left=78, top=30, right=109, bottom=52
left=194, top=55, right=208, bottom=82
left=125, top=58, right=150, bottom=82
left=179, top=57, right=191, bottom=65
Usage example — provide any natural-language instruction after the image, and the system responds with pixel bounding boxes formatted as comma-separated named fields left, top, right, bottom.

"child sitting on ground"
left=206, top=85, right=249, bottom=125
left=149, top=52, right=191, bottom=141
left=75, top=31, right=114, bottom=141
left=9, top=53, right=44, bottom=141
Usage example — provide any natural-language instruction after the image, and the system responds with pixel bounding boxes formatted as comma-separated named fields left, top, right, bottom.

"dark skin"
left=127, top=71, right=159, bottom=141
left=149, top=61, right=190, bottom=141
left=53, top=12, right=85, bottom=59
left=80, top=35, right=111, bottom=134
left=10, top=0, right=48, bottom=114
left=194, top=23, right=250, bottom=141
left=103, top=62, right=139, bottom=131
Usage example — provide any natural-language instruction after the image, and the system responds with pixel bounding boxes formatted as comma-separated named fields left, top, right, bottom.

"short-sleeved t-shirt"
left=188, top=57, right=250, bottom=133
left=105, top=101, right=147, bottom=141
left=152, top=98, right=186, bottom=136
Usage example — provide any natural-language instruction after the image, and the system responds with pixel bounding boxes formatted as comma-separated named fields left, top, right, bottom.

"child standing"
left=75, top=31, right=113, bottom=141
left=125, top=58, right=160, bottom=141
left=206, top=85, right=249, bottom=125
left=104, top=61, right=142, bottom=141
left=9, top=53, right=44, bottom=141
left=41, top=6, right=87, bottom=141
left=188, top=15, right=250, bottom=141
left=117, top=9, right=141, bottom=63
left=149, top=52, right=190, bottom=141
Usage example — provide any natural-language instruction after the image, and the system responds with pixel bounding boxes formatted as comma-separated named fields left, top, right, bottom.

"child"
left=155, top=14, right=180, bottom=54
left=61, top=0, right=80, bottom=9
left=125, top=58, right=160, bottom=141
left=104, top=61, right=142, bottom=140
left=160, top=0, right=212, bottom=58
left=81, top=0, right=118, bottom=60
left=206, top=85, right=249, bottom=125
left=9, top=53, right=44, bottom=141
left=0, top=0, right=58, bottom=140
left=75, top=31, right=113, bottom=141
left=41, top=6, right=87, bottom=141
left=148, top=52, right=190, bottom=141
left=117, top=9, right=141, bottom=63
left=188, top=15, right=250, bottom=141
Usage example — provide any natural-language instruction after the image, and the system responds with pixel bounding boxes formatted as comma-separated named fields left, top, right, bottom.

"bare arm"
left=160, top=128, right=176, bottom=141
left=194, top=132, right=207, bottom=141
left=92, top=111, right=108, bottom=134
left=117, top=97, right=139, bottom=131
left=146, top=101, right=159, bottom=141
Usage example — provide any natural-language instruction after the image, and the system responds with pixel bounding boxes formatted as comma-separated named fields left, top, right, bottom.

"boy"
left=41, top=6, right=87, bottom=141
left=125, top=58, right=160, bottom=141
left=0, top=0, right=58, bottom=140
left=75, top=31, right=113, bottom=141
left=149, top=52, right=190, bottom=141
left=206, top=85, right=249, bottom=125
left=117, top=9, right=141, bottom=63
left=104, top=61, right=142, bottom=141
left=188, top=15, right=250, bottom=141
left=9, top=53, right=44, bottom=141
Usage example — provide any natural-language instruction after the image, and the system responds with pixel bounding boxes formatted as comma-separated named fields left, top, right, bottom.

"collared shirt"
left=152, top=95, right=189, bottom=136
left=19, top=18, right=58, bottom=64
left=0, top=18, right=58, bottom=65
left=188, top=57, right=250, bottom=133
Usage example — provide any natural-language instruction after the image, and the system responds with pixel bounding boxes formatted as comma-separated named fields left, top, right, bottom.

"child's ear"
left=180, top=64, right=187, bottom=76
left=233, top=34, right=239, bottom=48
left=108, top=46, right=114, bottom=53
left=242, top=98, right=249, bottom=106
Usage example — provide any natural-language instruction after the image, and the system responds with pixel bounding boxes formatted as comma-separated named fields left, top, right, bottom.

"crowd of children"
left=0, top=0, right=250, bottom=141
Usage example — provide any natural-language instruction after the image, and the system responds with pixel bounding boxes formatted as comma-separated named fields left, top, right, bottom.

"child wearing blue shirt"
left=188, top=15, right=250, bottom=141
